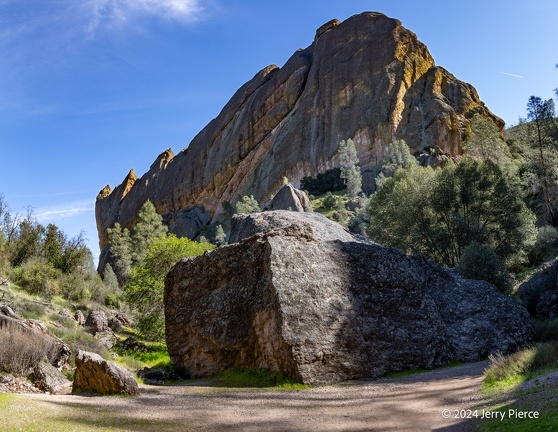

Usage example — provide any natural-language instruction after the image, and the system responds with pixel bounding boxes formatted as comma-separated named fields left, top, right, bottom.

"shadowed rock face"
left=96, top=12, right=502, bottom=271
left=164, top=212, right=532, bottom=385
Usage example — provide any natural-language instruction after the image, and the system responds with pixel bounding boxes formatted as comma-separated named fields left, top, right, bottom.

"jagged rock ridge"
left=96, top=12, right=502, bottom=270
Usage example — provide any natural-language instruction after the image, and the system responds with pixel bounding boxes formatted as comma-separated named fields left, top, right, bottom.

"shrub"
left=456, top=242, right=513, bottom=294
left=322, top=192, right=338, bottom=210
left=0, top=321, right=57, bottom=376
left=10, top=257, right=59, bottom=297
left=531, top=225, right=558, bottom=263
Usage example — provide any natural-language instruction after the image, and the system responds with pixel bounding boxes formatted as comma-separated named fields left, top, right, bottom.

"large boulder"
left=96, top=12, right=502, bottom=274
left=31, top=362, right=72, bottom=395
left=165, top=212, right=533, bottom=385
left=85, top=310, right=109, bottom=335
left=517, top=260, right=558, bottom=319
left=73, top=350, right=139, bottom=396
left=270, top=184, right=313, bottom=212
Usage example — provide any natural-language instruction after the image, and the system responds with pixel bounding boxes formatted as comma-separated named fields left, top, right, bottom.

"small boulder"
left=85, top=311, right=108, bottom=335
left=74, top=310, right=85, bottom=326
left=94, top=329, right=117, bottom=349
left=73, top=350, right=139, bottom=396
left=31, top=362, right=72, bottom=395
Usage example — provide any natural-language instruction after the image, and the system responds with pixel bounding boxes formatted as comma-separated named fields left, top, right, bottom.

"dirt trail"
left=25, top=361, right=488, bottom=432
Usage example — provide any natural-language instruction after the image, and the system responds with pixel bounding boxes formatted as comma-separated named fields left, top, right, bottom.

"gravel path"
left=24, top=361, right=488, bottom=432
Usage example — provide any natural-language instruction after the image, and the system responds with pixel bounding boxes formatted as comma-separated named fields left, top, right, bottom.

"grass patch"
left=479, top=342, right=558, bottom=431
left=213, top=368, right=310, bottom=390
left=0, top=393, right=177, bottom=432
left=115, top=340, right=171, bottom=370
left=483, top=343, right=558, bottom=393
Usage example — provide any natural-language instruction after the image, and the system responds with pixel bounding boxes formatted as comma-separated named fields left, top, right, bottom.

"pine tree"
left=130, top=200, right=168, bottom=264
left=338, top=139, right=362, bottom=197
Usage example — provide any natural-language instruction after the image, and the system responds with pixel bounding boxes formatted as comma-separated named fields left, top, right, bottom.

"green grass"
left=115, top=341, right=171, bottom=371
left=0, top=393, right=176, bottom=431
left=478, top=342, right=558, bottom=431
left=213, top=368, right=310, bottom=390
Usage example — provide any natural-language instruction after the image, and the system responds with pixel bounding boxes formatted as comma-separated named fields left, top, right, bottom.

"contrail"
left=497, top=71, right=524, bottom=78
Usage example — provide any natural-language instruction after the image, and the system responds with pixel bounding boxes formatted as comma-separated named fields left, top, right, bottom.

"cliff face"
left=96, top=12, right=502, bottom=269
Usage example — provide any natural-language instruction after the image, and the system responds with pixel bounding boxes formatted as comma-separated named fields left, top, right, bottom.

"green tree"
left=456, top=242, right=512, bottom=294
left=214, top=224, right=227, bottom=246
left=338, top=138, right=362, bottom=197
left=125, top=235, right=214, bottom=340
left=130, top=200, right=168, bottom=264
left=525, top=96, right=558, bottom=226
left=367, top=158, right=537, bottom=267
left=463, top=114, right=517, bottom=177
left=376, top=139, right=417, bottom=187
left=107, top=223, right=133, bottom=285
left=235, top=195, right=261, bottom=214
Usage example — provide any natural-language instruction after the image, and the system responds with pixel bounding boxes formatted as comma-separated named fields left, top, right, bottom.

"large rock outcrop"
left=96, top=12, right=502, bottom=272
left=164, top=211, right=532, bottom=385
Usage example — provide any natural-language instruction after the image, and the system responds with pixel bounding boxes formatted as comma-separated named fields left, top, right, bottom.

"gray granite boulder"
left=165, top=212, right=532, bottom=385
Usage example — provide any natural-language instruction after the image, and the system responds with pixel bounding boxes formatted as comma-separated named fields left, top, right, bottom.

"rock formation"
left=270, top=184, right=312, bottom=212
left=96, top=12, right=502, bottom=271
left=164, top=211, right=532, bottom=385
left=73, top=350, right=139, bottom=396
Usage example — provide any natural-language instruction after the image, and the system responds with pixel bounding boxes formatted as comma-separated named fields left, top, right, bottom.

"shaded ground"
left=13, top=361, right=489, bottom=432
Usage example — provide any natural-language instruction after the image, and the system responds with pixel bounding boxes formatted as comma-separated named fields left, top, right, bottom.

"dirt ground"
left=23, top=361, right=488, bottom=432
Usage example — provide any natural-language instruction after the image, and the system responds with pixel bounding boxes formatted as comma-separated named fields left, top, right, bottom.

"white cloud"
left=85, top=0, right=204, bottom=37
left=35, top=201, right=95, bottom=223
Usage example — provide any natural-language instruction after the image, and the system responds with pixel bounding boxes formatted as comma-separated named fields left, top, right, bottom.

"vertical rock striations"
left=96, top=12, right=502, bottom=270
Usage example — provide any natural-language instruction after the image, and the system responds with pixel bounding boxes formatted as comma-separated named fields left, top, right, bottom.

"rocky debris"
left=114, top=313, right=131, bottom=327
left=96, top=12, right=502, bottom=273
left=31, top=362, right=72, bottom=395
left=118, top=337, right=148, bottom=353
left=85, top=310, right=109, bottom=335
left=270, top=184, right=312, bottom=212
left=73, top=350, right=139, bottom=396
left=58, top=309, right=72, bottom=319
left=517, top=260, right=558, bottom=319
left=0, top=373, right=43, bottom=394
left=165, top=211, right=533, bottom=385
left=108, top=317, right=122, bottom=332
left=137, top=367, right=187, bottom=385
left=94, top=329, right=117, bottom=350
left=74, top=310, right=85, bottom=326
left=1, top=304, right=18, bottom=319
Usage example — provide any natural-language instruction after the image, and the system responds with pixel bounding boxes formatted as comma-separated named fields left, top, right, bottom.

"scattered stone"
left=165, top=211, right=533, bottom=385
left=94, top=329, right=117, bottom=350
left=0, top=305, right=18, bottom=319
left=58, top=309, right=72, bottom=319
left=31, top=362, right=72, bottom=395
left=118, top=337, right=148, bottom=353
left=73, top=350, right=139, bottom=396
left=85, top=310, right=109, bottom=335
left=108, top=317, right=123, bottom=332
left=74, top=310, right=86, bottom=326
left=115, top=313, right=131, bottom=327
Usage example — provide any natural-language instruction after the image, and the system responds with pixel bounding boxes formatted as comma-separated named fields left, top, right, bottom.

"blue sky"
left=1, top=0, right=556, bottom=262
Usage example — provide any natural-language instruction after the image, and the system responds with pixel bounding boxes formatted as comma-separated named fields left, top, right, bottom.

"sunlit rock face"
left=164, top=212, right=531, bottom=385
left=96, top=12, right=501, bottom=272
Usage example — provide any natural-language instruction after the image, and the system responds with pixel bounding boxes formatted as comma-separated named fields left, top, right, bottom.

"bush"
left=456, top=242, right=513, bottom=294
left=10, top=257, right=59, bottom=297
left=322, top=192, right=338, bottom=210
left=531, top=225, right=558, bottom=263
left=0, top=321, right=57, bottom=376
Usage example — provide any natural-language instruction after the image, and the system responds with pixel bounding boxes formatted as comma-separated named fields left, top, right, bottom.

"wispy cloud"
left=35, top=201, right=95, bottom=223
left=85, top=0, right=204, bottom=37
left=497, top=71, right=524, bottom=79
